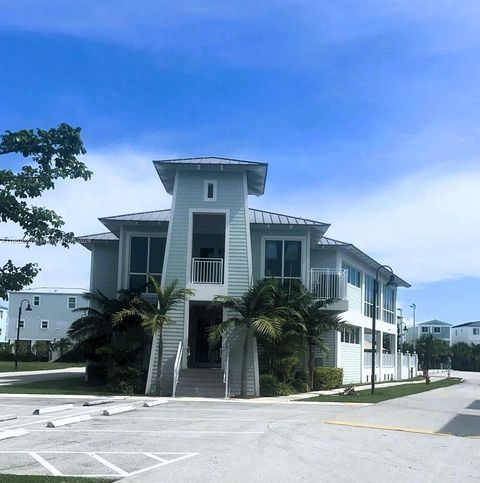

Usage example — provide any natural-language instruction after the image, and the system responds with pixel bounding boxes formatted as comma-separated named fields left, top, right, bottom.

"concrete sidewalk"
left=0, top=367, right=85, bottom=386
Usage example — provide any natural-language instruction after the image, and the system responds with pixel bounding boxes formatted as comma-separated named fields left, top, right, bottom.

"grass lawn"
left=0, top=376, right=121, bottom=396
left=0, top=362, right=85, bottom=373
left=302, top=377, right=463, bottom=403
left=0, top=476, right=114, bottom=482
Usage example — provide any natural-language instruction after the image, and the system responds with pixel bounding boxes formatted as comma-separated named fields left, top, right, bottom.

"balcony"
left=309, top=268, right=348, bottom=311
left=191, top=258, right=224, bottom=284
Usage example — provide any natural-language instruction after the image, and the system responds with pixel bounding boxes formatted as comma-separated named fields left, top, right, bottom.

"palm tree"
left=208, top=278, right=289, bottom=397
left=113, top=277, right=194, bottom=395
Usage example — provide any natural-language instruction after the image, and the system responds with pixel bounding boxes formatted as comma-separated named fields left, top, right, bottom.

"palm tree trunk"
left=240, top=327, right=250, bottom=398
left=155, top=332, right=163, bottom=395
left=307, top=341, right=314, bottom=390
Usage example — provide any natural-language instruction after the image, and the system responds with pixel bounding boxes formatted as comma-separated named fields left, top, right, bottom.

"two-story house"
left=7, top=288, right=86, bottom=352
left=0, top=304, right=8, bottom=344
left=452, top=322, right=480, bottom=345
left=406, top=320, right=452, bottom=346
left=80, top=157, right=410, bottom=396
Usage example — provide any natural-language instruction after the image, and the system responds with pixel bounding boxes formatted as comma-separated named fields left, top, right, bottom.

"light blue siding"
left=90, top=241, right=119, bottom=298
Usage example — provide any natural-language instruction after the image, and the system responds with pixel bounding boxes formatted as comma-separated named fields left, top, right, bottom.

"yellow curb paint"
left=324, top=420, right=453, bottom=437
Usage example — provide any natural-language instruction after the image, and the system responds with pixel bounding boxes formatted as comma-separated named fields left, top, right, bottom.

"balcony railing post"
left=191, top=258, right=224, bottom=284
left=309, top=268, right=347, bottom=300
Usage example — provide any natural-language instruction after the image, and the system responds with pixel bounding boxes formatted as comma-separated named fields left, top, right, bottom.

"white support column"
left=360, top=326, right=365, bottom=383
left=378, top=331, right=383, bottom=383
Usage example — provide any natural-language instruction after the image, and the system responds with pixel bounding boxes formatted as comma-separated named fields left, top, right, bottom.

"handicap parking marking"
left=0, top=451, right=199, bottom=478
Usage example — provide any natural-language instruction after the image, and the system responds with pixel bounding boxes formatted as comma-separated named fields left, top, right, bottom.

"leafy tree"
left=50, top=337, right=73, bottom=357
left=415, top=334, right=451, bottom=369
left=113, top=277, right=194, bottom=395
left=451, top=342, right=480, bottom=371
left=208, top=279, right=289, bottom=397
left=0, top=124, right=91, bottom=299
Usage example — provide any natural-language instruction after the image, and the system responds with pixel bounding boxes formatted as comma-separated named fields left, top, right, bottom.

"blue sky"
left=1, top=1, right=480, bottom=324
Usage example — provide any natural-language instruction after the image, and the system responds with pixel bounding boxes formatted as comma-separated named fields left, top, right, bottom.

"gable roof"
left=418, top=320, right=452, bottom=327
left=153, top=157, right=268, bottom=196
left=454, top=321, right=480, bottom=328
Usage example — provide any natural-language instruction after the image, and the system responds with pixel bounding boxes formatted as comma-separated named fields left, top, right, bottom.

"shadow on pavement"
left=439, top=414, right=480, bottom=437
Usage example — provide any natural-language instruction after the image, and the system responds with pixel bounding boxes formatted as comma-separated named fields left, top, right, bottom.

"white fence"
left=397, top=352, right=418, bottom=380
left=191, top=258, right=224, bottom=284
left=310, top=269, right=347, bottom=300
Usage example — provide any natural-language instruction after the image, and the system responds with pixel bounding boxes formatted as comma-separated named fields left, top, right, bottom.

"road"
left=0, top=367, right=84, bottom=386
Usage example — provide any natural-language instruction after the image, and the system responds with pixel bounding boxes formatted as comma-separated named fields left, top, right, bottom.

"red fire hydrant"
left=423, top=368, right=430, bottom=384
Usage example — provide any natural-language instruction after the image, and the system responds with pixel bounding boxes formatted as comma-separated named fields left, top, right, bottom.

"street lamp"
left=397, top=308, right=408, bottom=347
left=15, top=299, right=32, bottom=370
left=410, top=303, right=416, bottom=353
left=371, top=265, right=398, bottom=395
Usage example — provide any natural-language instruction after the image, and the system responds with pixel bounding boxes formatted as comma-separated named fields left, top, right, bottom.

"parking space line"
left=28, top=429, right=264, bottom=434
left=88, top=452, right=128, bottom=476
left=29, top=451, right=62, bottom=476
left=127, top=453, right=198, bottom=478
left=144, top=452, right=168, bottom=463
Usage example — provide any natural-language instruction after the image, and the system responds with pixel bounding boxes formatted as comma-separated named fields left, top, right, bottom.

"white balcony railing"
left=191, top=258, right=224, bottom=284
left=309, top=268, right=347, bottom=300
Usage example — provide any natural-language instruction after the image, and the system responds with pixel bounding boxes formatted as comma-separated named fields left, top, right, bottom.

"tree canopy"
left=0, top=123, right=91, bottom=299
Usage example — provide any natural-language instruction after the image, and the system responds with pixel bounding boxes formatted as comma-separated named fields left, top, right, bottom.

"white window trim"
left=40, top=320, right=49, bottom=330
left=33, top=296, right=41, bottom=306
left=260, top=236, right=307, bottom=284
left=204, top=180, right=217, bottom=202
left=125, top=233, right=167, bottom=294
left=18, top=319, right=25, bottom=328
left=67, top=296, right=77, bottom=310
left=433, top=327, right=441, bottom=333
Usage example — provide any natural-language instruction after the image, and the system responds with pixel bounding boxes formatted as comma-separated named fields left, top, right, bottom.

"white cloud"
left=253, top=166, right=480, bottom=285
left=1, top=146, right=176, bottom=290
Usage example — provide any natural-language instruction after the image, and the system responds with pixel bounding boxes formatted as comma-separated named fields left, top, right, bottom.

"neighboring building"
left=7, top=288, right=86, bottom=351
left=0, top=304, right=8, bottom=344
left=406, top=320, right=452, bottom=346
left=452, top=322, right=480, bottom=345
left=79, top=157, right=410, bottom=396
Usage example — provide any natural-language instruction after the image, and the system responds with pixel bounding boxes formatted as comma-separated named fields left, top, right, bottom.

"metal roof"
left=97, top=208, right=328, bottom=228
left=153, top=157, right=268, bottom=196
left=315, top=236, right=411, bottom=288
left=9, top=287, right=87, bottom=295
left=454, top=321, right=480, bottom=328
left=418, top=320, right=452, bottom=327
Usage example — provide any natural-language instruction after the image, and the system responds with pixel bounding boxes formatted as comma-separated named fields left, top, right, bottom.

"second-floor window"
left=264, top=240, right=302, bottom=282
left=129, top=236, right=166, bottom=293
left=40, top=320, right=49, bottom=329
left=473, top=328, right=480, bottom=335
left=33, top=296, right=40, bottom=306
left=433, top=327, right=441, bottom=333
left=382, top=286, right=395, bottom=324
left=421, top=327, right=429, bottom=333
left=341, top=325, right=360, bottom=344
left=18, top=320, right=25, bottom=328
left=363, top=275, right=379, bottom=318
left=342, top=262, right=361, bottom=287
left=68, top=297, right=76, bottom=309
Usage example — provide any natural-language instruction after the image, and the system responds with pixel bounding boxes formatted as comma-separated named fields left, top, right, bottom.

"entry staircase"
left=175, top=368, right=225, bottom=398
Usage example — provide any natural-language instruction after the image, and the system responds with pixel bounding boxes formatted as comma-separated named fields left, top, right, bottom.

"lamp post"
left=397, top=308, right=408, bottom=347
left=15, top=299, right=32, bottom=370
left=410, top=303, right=416, bottom=353
left=371, top=265, right=398, bottom=395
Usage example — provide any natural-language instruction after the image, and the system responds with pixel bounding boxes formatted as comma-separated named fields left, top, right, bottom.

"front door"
left=189, top=305, right=221, bottom=368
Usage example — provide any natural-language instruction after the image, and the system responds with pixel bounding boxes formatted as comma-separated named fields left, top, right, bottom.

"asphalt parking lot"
left=0, top=371, right=479, bottom=482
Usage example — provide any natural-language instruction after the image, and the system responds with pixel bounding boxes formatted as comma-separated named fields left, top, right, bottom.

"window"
left=18, top=320, right=25, bottom=328
left=264, top=239, right=302, bottom=282
left=363, top=275, right=379, bottom=318
left=204, top=180, right=217, bottom=201
left=33, top=296, right=40, bottom=306
left=40, top=320, right=49, bottom=330
left=67, top=297, right=76, bottom=309
left=473, top=328, right=480, bottom=335
left=0, top=328, right=2, bottom=335
left=129, top=236, right=166, bottom=293
left=342, top=262, right=361, bottom=287
left=421, top=327, right=429, bottom=333
left=382, top=286, right=395, bottom=324
left=341, top=325, right=360, bottom=344
left=433, top=327, right=441, bottom=333
left=0, top=310, right=3, bottom=318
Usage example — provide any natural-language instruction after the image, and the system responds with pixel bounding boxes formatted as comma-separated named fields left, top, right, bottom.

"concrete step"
left=175, top=367, right=225, bottom=398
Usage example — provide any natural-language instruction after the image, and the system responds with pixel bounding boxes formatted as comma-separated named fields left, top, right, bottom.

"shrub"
left=260, top=374, right=295, bottom=396
left=272, top=355, right=299, bottom=384
left=292, top=372, right=310, bottom=393
left=107, top=367, right=147, bottom=395
left=313, top=367, right=343, bottom=390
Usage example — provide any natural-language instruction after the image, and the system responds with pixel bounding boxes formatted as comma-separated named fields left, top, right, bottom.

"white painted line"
left=28, top=429, right=263, bottom=434
left=47, top=414, right=92, bottom=428
left=29, top=451, right=63, bottom=476
left=83, top=399, right=116, bottom=407
left=128, top=453, right=198, bottom=477
left=33, top=404, right=74, bottom=415
left=144, top=452, right=168, bottom=463
left=143, top=399, right=168, bottom=407
left=0, top=414, right=17, bottom=422
left=0, top=428, right=28, bottom=440
left=103, top=405, right=136, bottom=416
left=88, top=452, right=128, bottom=476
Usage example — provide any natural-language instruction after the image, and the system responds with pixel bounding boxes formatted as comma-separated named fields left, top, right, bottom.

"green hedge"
left=259, top=374, right=294, bottom=396
left=313, top=367, right=343, bottom=390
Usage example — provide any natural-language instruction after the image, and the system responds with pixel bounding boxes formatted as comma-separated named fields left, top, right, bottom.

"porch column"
left=359, top=326, right=365, bottom=383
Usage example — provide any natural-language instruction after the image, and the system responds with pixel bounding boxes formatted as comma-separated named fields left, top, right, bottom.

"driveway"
left=0, top=367, right=84, bottom=386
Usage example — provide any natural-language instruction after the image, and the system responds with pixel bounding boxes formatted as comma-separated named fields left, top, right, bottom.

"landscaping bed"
left=300, top=377, right=462, bottom=403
